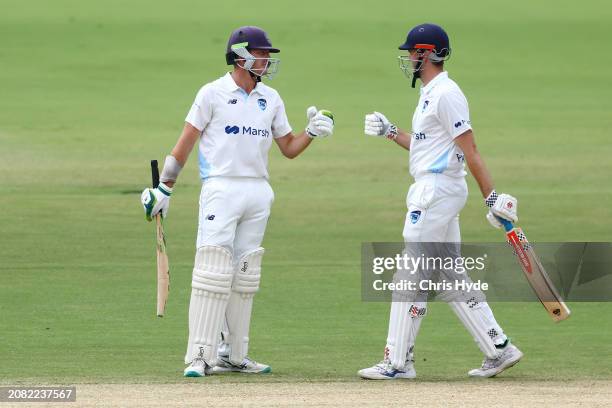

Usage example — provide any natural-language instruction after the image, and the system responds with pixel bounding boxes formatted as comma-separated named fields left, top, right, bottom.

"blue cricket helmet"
left=399, top=23, right=451, bottom=60
left=225, top=26, right=280, bottom=65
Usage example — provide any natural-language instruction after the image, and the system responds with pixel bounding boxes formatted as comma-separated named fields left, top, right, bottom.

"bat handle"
left=496, top=215, right=514, bottom=232
left=151, top=160, right=160, bottom=188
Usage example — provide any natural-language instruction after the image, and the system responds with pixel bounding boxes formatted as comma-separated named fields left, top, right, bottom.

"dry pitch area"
left=5, top=381, right=610, bottom=407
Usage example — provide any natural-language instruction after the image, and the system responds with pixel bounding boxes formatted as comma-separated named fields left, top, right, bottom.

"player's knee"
left=192, top=245, right=234, bottom=293
left=232, top=248, right=264, bottom=294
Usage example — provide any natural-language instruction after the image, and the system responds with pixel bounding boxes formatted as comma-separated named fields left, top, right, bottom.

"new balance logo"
left=227, top=99, right=238, bottom=104
left=225, top=125, right=240, bottom=134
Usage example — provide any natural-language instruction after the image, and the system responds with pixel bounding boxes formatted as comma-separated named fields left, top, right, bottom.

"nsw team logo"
left=421, top=100, right=429, bottom=113
left=224, top=125, right=240, bottom=134
left=257, top=98, right=267, bottom=111
left=409, top=210, right=422, bottom=224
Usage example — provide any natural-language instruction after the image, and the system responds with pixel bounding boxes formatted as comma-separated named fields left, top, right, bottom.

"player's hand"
left=141, top=183, right=172, bottom=221
left=306, top=106, right=334, bottom=138
left=364, top=111, right=397, bottom=139
left=485, top=190, right=517, bottom=228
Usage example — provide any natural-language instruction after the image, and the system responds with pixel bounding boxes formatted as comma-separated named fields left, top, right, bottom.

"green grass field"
left=1, top=0, right=611, bottom=387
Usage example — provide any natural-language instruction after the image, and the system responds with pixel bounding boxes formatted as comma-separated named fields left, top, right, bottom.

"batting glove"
left=485, top=190, right=518, bottom=229
left=364, top=111, right=398, bottom=139
left=306, top=106, right=334, bottom=138
left=141, top=183, right=172, bottom=221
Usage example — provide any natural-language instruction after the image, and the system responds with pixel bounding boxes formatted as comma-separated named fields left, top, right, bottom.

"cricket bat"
left=151, top=160, right=170, bottom=317
left=498, top=218, right=570, bottom=322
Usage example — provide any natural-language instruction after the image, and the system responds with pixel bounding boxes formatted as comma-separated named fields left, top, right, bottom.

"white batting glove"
left=306, top=106, right=334, bottom=138
left=485, top=190, right=518, bottom=229
left=141, top=183, right=172, bottom=221
left=364, top=111, right=398, bottom=139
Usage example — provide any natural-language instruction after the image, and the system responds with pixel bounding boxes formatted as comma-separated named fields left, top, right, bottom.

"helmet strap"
left=412, top=57, right=423, bottom=88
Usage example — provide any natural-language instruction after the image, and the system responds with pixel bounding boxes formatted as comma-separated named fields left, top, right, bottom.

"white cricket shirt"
left=410, top=71, right=471, bottom=180
left=185, top=73, right=292, bottom=180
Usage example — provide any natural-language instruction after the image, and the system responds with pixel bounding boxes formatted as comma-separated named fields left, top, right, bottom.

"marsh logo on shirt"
left=224, top=125, right=240, bottom=134
left=224, top=124, right=270, bottom=138
left=454, top=119, right=471, bottom=128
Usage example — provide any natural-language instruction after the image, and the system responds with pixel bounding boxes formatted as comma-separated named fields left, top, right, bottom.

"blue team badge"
left=257, top=98, right=267, bottom=111
left=410, top=210, right=422, bottom=224
left=421, top=100, right=429, bottom=113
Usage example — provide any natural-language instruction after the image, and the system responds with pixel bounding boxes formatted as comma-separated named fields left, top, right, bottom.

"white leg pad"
left=185, top=245, right=234, bottom=365
left=449, top=300, right=507, bottom=359
left=386, top=301, right=427, bottom=369
left=225, top=248, right=264, bottom=365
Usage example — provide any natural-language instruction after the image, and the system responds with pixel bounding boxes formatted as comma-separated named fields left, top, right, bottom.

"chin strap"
left=411, top=55, right=425, bottom=88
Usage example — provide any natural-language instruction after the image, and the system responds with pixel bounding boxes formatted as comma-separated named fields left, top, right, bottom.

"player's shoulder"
left=197, top=75, right=225, bottom=94
left=190, top=76, right=227, bottom=105
left=436, top=74, right=467, bottom=99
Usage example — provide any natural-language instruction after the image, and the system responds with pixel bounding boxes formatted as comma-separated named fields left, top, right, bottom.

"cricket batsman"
left=140, top=26, right=334, bottom=377
left=358, top=23, right=523, bottom=379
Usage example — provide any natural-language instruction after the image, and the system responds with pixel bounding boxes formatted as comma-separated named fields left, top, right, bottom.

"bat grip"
left=496, top=215, right=514, bottom=232
left=151, top=160, right=160, bottom=188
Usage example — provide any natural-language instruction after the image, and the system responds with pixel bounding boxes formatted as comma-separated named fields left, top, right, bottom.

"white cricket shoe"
left=212, top=354, right=271, bottom=374
left=358, top=359, right=416, bottom=380
left=183, top=357, right=211, bottom=377
left=468, top=343, right=523, bottom=378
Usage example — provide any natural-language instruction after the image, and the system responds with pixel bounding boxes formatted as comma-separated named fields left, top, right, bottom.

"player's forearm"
left=393, top=128, right=411, bottom=150
left=171, top=123, right=201, bottom=165
left=164, top=123, right=201, bottom=187
left=278, top=131, right=313, bottom=159
left=466, top=151, right=494, bottom=198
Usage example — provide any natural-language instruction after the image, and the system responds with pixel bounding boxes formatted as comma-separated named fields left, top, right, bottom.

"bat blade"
left=155, top=215, right=170, bottom=317
left=506, top=226, right=571, bottom=322
left=151, top=159, right=170, bottom=317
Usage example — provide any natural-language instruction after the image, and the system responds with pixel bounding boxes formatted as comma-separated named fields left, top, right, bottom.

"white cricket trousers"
left=386, top=173, right=508, bottom=368
left=197, top=177, right=274, bottom=258
left=184, top=177, right=273, bottom=364
left=402, top=173, right=467, bottom=243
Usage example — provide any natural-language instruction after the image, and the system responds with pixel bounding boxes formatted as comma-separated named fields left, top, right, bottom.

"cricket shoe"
left=358, top=359, right=416, bottom=380
left=183, top=357, right=212, bottom=377
left=468, top=343, right=523, bottom=378
left=212, top=354, right=271, bottom=374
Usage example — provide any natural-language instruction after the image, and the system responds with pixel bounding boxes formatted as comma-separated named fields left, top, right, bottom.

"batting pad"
left=185, top=245, right=234, bottom=365
left=224, top=247, right=264, bottom=364
left=386, top=301, right=426, bottom=369
left=449, top=300, right=507, bottom=359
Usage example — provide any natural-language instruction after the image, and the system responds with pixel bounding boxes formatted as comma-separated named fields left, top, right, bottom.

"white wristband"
left=160, top=155, right=183, bottom=183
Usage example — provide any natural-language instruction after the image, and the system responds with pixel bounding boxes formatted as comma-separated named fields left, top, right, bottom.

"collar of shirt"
left=420, top=71, right=448, bottom=96
left=221, top=72, right=266, bottom=96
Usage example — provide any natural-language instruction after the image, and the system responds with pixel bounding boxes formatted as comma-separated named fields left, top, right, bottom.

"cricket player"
left=358, top=23, right=523, bottom=379
left=141, top=26, right=334, bottom=377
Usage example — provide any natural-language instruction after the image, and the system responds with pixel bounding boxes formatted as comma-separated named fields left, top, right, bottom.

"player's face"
left=408, top=50, right=422, bottom=69
left=250, top=49, right=271, bottom=74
